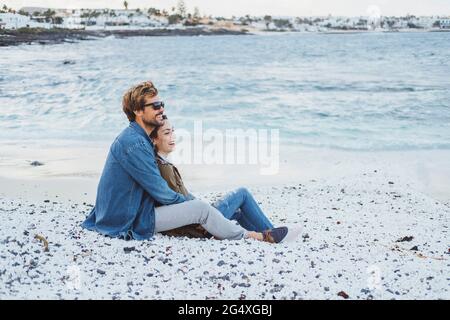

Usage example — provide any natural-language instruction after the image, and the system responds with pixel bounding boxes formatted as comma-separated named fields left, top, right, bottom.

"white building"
left=62, top=10, right=83, bottom=29
left=0, top=12, right=31, bottom=29
left=439, top=18, right=450, bottom=29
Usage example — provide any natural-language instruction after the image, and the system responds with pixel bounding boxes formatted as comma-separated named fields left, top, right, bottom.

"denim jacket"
left=81, top=121, right=189, bottom=240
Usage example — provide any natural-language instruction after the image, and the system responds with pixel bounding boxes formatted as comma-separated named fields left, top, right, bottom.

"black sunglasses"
left=143, top=101, right=165, bottom=110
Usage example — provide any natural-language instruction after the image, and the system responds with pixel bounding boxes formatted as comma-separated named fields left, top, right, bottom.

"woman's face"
left=153, top=120, right=176, bottom=154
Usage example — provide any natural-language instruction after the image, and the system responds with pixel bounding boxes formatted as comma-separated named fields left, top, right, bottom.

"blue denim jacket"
left=81, top=121, right=189, bottom=240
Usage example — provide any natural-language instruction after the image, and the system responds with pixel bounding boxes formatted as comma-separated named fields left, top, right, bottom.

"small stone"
left=30, top=161, right=44, bottom=166
left=396, top=236, right=414, bottom=242
left=123, top=247, right=136, bottom=253
left=97, top=269, right=106, bottom=275
left=217, top=260, right=226, bottom=267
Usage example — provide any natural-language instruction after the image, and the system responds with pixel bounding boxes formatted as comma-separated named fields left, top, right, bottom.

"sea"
left=1, top=31, right=449, bottom=151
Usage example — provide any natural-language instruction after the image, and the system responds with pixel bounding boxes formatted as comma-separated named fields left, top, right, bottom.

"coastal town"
left=1, top=1, right=450, bottom=33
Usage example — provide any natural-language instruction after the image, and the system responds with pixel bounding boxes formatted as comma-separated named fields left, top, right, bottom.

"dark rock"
left=30, top=161, right=44, bottom=166
left=97, top=269, right=106, bottom=275
left=410, top=246, right=419, bottom=251
left=270, top=284, right=284, bottom=293
left=337, top=291, right=349, bottom=299
left=123, top=247, right=136, bottom=253
left=396, top=236, right=414, bottom=242
left=217, top=260, right=226, bottom=267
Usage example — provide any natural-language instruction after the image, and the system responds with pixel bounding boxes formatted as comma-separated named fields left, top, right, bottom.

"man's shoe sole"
left=280, top=225, right=302, bottom=243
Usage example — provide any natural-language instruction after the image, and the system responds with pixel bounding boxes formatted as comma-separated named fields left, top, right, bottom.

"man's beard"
left=142, top=115, right=163, bottom=128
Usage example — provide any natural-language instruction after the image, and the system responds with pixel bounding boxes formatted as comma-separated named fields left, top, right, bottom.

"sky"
left=2, top=0, right=450, bottom=17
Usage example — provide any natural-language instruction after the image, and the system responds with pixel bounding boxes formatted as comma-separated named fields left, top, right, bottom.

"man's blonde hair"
left=122, top=81, right=159, bottom=121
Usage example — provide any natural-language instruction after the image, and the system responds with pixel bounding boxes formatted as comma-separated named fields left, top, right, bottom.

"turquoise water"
left=0, top=32, right=449, bottom=150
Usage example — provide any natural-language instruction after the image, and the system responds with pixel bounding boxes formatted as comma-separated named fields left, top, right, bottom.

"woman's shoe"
left=262, top=227, right=289, bottom=243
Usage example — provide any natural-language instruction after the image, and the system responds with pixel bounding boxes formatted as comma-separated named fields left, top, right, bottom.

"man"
left=82, top=81, right=290, bottom=243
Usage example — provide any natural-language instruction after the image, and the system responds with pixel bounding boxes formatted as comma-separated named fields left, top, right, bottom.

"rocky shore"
left=0, top=27, right=249, bottom=47
left=1, top=170, right=448, bottom=299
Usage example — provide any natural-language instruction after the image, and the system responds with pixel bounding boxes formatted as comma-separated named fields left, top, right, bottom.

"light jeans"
left=213, top=187, right=274, bottom=232
left=154, top=199, right=248, bottom=240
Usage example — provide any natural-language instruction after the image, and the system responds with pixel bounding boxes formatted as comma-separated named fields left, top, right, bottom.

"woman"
left=151, top=116, right=297, bottom=242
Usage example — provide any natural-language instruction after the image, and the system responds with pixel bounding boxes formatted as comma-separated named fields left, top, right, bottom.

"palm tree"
left=176, top=0, right=186, bottom=18
left=193, top=7, right=200, bottom=20
left=123, top=1, right=128, bottom=11
left=264, top=15, right=272, bottom=30
left=43, top=9, right=56, bottom=24
left=147, top=8, right=160, bottom=16
left=18, top=10, right=29, bottom=16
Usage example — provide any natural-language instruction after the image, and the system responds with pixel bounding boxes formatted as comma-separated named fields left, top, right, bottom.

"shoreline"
left=1, top=140, right=449, bottom=204
left=0, top=27, right=250, bottom=47
left=1, top=27, right=449, bottom=47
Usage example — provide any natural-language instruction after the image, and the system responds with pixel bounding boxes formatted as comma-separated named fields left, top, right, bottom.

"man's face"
left=136, top=95, right=165, bottom=128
